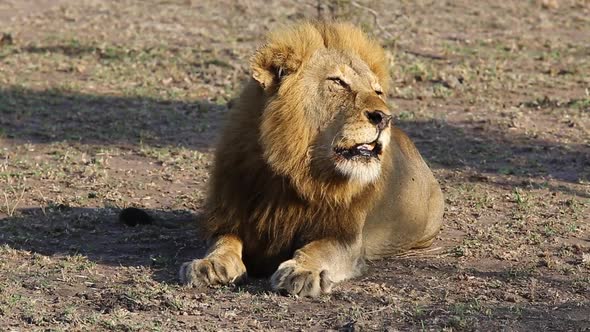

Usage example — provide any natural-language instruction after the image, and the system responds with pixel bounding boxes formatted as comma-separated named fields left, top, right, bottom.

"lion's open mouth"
left=334, top=141, right=383, bottom=160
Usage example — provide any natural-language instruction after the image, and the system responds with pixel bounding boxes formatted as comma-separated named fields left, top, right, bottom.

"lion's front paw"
left=270, top=259, right=333, bottom=297
left=179, top=255, right=246, bottom=288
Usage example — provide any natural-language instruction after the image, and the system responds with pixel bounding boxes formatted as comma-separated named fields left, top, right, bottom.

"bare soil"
left=0, top=0, right=589, bottom=331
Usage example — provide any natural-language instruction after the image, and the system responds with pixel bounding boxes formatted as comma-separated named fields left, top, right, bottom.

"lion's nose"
left=365, top=110, right=391, bottom=130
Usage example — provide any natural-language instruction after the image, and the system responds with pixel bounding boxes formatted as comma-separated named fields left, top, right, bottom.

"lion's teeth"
left=357, top=144, right=374, bottom=151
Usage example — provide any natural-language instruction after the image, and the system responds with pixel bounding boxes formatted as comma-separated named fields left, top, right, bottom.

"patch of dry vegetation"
left=0, top=0, right=588, bottom=330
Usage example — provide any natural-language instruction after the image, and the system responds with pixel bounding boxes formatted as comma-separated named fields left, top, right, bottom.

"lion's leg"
left=179, top=234, right=247, bottom=288
left=270, top=237, right=364, bottom=297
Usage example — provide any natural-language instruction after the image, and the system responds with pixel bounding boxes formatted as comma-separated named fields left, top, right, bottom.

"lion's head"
left=249, top=22, right=392, bottom=198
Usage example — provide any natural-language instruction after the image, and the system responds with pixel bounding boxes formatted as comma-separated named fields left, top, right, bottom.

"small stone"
left=119, top=207, right=153, bottom=227
left=0, top=33, right=13, bottom=46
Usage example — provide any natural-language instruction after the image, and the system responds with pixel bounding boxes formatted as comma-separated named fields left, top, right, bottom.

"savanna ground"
left=0, top=0, right=589, bottom=331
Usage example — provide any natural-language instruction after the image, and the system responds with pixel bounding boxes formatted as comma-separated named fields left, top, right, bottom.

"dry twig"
left=350, top=1, right=394, bottom=39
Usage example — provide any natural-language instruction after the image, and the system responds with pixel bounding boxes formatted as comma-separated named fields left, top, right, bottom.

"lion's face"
left=250, top=22, right=392, bottom=193
left=301, top=49, right=392, bottom=184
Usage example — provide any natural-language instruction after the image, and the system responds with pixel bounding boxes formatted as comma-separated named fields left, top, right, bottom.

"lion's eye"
left=277, top=67, right=287, bottom=80
left=375, top=90, right=383, bottom=96
left=327, top=77, right=350, bottom=89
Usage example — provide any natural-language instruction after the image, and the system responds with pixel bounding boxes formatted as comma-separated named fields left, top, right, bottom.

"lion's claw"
left=179, top=255, right=246, bottom=288
left=270, top=259, right=333, bottom=297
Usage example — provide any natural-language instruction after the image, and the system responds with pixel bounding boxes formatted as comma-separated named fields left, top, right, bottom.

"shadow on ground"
left=397, top=119, right=589, bottom=194
left=0, top=206, right=206, bottom=283
left=0, top=86, right=224, bottom=151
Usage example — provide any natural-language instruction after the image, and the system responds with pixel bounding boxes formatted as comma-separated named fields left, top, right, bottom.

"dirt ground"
left=0, top=0, right=589, bottom=331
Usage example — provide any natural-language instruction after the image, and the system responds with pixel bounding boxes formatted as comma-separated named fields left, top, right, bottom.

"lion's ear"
left=251, top=44, right=301, bottom=90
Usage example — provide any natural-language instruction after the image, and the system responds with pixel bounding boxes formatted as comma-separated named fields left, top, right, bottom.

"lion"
left=178, top=21, right=444, bottom=297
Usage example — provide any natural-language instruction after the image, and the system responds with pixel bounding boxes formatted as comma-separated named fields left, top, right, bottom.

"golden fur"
left=179, top=21, right=444, bottom=296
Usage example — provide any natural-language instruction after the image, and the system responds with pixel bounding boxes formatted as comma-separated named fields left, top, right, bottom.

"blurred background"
left=0, top=1, right=589, bottom=330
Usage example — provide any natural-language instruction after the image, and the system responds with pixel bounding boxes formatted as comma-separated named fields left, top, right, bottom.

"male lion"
left=179, top=21, right=444, bottom=297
